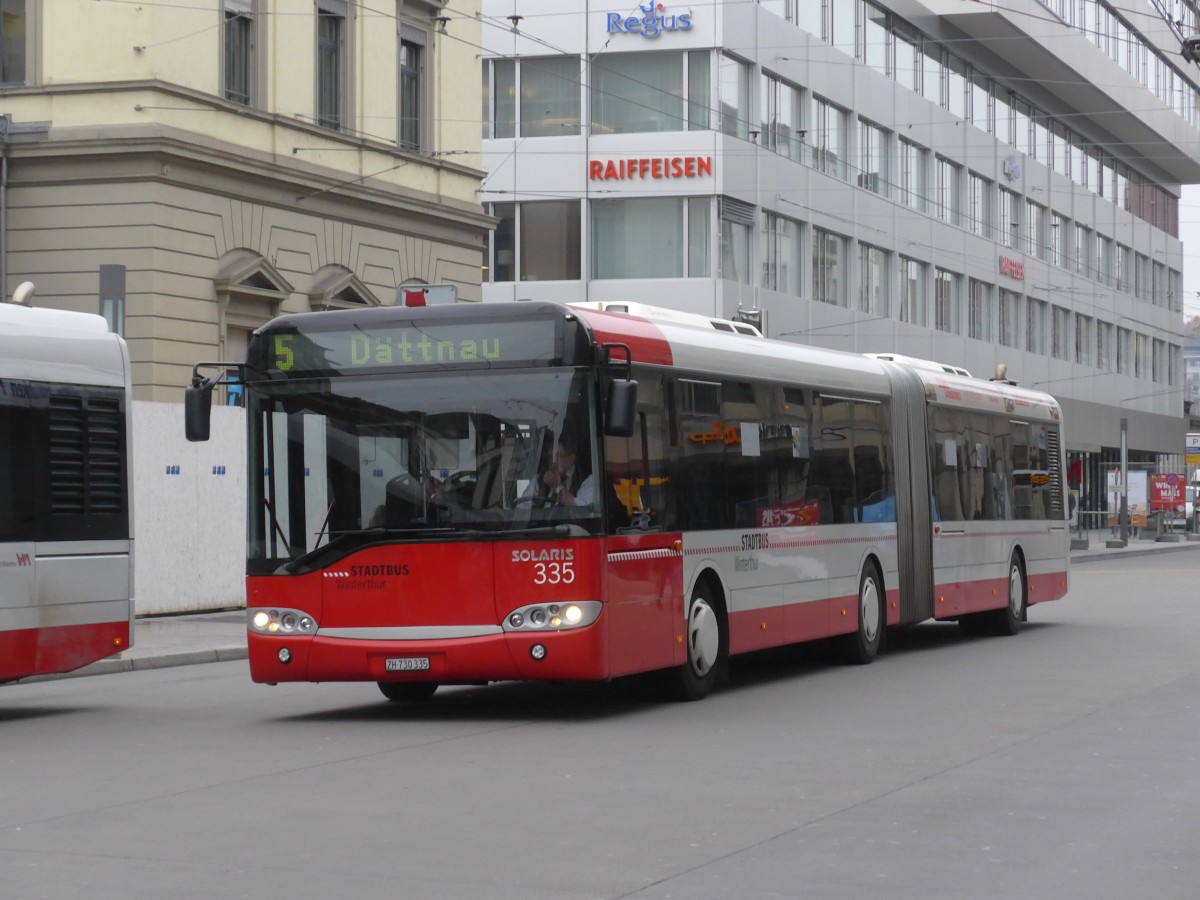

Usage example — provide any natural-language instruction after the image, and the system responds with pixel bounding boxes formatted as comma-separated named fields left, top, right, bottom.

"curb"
left=1071, top=541, right=1200, bottom=564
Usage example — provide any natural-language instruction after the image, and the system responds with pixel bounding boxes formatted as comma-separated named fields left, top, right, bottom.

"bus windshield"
left=246, top=368, right=601, bottom=572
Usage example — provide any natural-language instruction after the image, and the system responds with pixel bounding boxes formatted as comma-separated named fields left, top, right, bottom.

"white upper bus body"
left=574, top=303, right=1067, bottom=646
left=0, top=302, right=135, bottom=681
left=0, top=303, right=126, bottom=388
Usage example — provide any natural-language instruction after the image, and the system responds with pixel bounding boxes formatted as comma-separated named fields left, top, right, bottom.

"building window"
left=812, top=96, right=847, bottom=179
left=1074, top=223, right=1090, bottom=276
left=761, top=73, right=803, bottom=162
left=999, top=289, right=1020, bottom=348
left=921, top=41, right=942, bottom=106
left=863, top=2, right=890, bottom=76
left=592, top=51, right=685, bottom=134
left=934, top=268, right=960, bottom=334
left=899, top=256, right=925, bottom=325
left=1096, top=234, right=1114, bottom=287
left=687, top=50, right=711, bottom=130
left=813, top=227, right=846, bottom=306
left=0, top=0, right=25, bottom=84
left=1026, top=298, right=1046, bottom=355
left=898, top=138, right=927, bottom=212
left=1032, top=110, right=1049, bottom=164
left=490, top=201, right=581, bottom=283
left=831, top=1, right=856, bottom=57
left=946, top=54, right=968, bottom=119
left=1152, top=262, right=1167, bottom=307
left=858, top=119, right=889, bottom=195
left=1153, top=338, right=1166, bottom=383
left=488, top=59, right=516, bottom=139
left=935, top=156, right=960, bottom=225
left=519, top=56, right=580, bottom=138
left=1134, top=253, right=1149, bottom=301
left=399, top=27, right=425, bottom=149
left=763, top=214, right=802, bottom=295
left=1013, top=98, right=1031, bottom=156
left=968, top=279, right=992, bottom=341
left=1051, top=305, right=1070, bottom=360
left=1116, top=244, right=1131, bottom=292
left=316, top=2, right=346, bottom=130
left=995, top=89, right=1012, bottom=145
left=1074, top=314, right=1092, bottom=366
left=1116, top=326, right=1132, bottom=375
left=858, top=243, right=888, bottom=317
left=1050, top=213, right=1067, bottom=268
left=1096, top=321, right=1112, bottom=371
left=688, top=198, right=711, bottom=278
left=224, top=0, right=256, bottom=106
left=894, top=22, right=920, bottom=92
left=491, top=203, right=514, bottom=281
left=720, top=197, right=753, bottom=284
left=999, top=187, right=1019, bottom=249
left=1135, top=332, right=1151, bottom=379
left=968, top=173, right=991, bottom=237
left=718, top=53, right=750, bottom=140
left=592, top=198, right=689, bottom=280
left=970, top=70, right=991, bottom=132
left=1026, top=200, right=1045, bottom=258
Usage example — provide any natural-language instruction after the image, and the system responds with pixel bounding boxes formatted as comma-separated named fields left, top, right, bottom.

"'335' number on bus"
left=533, top=562, right=574, bottom=585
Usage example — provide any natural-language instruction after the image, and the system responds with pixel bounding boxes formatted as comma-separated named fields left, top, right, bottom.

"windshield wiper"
left=274, top=526, right=456, bottom=574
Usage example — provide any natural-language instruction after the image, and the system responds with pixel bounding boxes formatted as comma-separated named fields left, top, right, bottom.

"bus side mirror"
left=605, top=378, right=637, bottom=437
left=184, top=370, right=223, bottom=442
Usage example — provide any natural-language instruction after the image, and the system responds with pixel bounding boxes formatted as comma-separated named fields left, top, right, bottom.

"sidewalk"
left=20, top=536, right=1200, bottom=684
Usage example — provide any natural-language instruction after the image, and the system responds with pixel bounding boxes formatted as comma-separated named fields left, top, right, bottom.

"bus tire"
left=990, top=554, right=1026, bottom=636
left=378, top=681, right=439, bottom=702
left=841, top=561, right=885, bottom=664
left=671, top=580, right=723, bottom=701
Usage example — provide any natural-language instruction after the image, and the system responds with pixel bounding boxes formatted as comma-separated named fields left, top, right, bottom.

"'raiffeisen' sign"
left=606, top=2, right=693, bottom=38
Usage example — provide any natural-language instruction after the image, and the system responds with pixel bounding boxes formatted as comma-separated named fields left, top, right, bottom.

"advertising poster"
left=1107, top=470, right=1148, bottom=529
left=1149, top=473, right=1185, bottom=513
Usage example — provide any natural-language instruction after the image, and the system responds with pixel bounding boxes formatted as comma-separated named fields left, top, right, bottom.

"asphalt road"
left=2, top=554, right=1198, bottom=900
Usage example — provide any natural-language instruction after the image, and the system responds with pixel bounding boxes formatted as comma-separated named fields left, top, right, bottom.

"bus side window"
left=676, top=379, right=723, bottom=530
left=605, top=374, right=671, bottom=532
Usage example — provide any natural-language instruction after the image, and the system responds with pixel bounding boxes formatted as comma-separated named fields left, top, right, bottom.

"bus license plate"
left=385, top=657, right=430, bottom=672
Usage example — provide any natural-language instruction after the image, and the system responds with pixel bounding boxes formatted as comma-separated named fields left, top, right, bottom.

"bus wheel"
left=842, top=562, right=884, bottom=664
left=672, top=581, right=722, bottom=701
left=991, top=554, right=1026, bottom=636
left=378, top=681, right=439, bottom=702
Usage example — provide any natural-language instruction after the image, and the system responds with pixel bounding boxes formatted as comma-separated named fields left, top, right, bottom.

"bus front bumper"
left=247, top=624, right=610, bottom=685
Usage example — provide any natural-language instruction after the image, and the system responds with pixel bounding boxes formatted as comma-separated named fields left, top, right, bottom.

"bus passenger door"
left=602, top=373, right=682, bottom=677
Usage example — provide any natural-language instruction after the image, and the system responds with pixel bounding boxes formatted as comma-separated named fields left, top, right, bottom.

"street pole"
left=1119, top=417, right=1129, bottom=544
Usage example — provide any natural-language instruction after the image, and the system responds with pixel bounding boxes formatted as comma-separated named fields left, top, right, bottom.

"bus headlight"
left=502, top=601, right=601, bottom=633
left=248, top=607, right=318, bottom=636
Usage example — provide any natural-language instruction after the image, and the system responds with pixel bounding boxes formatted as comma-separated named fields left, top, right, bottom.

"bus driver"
left=536, top=432, right=596, bottom=510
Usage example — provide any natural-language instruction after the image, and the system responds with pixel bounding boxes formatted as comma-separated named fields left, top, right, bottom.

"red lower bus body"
left=0, top=620, right=131, bottom=682
left=246, top=530, right=1067, bottom=687
left=247, top=534, right=684, bottom=685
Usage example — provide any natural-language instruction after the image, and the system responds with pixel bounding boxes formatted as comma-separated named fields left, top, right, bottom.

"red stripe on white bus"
left=572, top=308, right=674, bottom=366
left=0, top=621, right=130, bottom=681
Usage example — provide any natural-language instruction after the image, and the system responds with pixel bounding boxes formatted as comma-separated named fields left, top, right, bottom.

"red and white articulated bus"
left=1, top=301, right=134, bottom=683
left=186, top=300, right=1069, bottom=701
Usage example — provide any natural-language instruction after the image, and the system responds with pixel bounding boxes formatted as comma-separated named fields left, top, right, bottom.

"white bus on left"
left=0, top=301, right=134, bottom=682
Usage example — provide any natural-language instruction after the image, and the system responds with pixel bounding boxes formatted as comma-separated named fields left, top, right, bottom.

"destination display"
left=254, top=317, right=560, bottom=377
